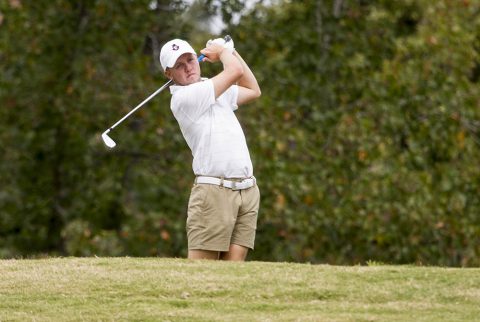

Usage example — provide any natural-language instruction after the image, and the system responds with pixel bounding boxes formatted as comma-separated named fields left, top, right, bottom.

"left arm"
left=233, top=51, right=261, bottom=106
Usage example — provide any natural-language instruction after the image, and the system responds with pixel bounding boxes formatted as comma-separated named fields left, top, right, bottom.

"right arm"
left=233, top=50, right=261, bottom=106
left=200, top=44, right=244, bottom=99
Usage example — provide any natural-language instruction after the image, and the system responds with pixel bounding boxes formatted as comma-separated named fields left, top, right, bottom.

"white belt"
left=195, top=176, right=256, bottom=190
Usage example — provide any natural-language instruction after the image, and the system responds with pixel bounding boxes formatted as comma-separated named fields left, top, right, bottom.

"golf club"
left=101, top=79, right=173, bottom=148
left=102, top=35, right=232, bottom=148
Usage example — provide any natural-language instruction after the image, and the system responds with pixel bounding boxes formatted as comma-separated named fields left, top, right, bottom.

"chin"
left=189, top=75, right=201, bottom=83
left=177, top=75, right=200, bottom=86
left=184, top=80, right=199, bottom=86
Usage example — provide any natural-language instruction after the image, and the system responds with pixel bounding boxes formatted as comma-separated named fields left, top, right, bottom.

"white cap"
left=159, top=39, right=196, bottom=71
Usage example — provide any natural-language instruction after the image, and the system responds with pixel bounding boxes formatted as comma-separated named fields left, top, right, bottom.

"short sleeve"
left=228, top=85, right=239, bottom=111
left=171, top=79, right=216, bottom=123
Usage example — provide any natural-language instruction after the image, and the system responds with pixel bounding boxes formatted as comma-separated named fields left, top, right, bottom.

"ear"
left=164, top=69, right=172, bottom=80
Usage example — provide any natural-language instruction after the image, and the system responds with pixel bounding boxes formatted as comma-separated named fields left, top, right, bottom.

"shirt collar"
left=169, top=77, right=208, bottom=94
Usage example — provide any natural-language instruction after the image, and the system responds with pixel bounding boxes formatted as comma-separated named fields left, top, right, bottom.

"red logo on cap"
left=172, top=44, right=179, bottom=51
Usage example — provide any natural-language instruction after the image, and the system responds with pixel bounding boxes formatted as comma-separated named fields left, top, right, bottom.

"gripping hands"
left=206, top=36, right=235, bottom=53
left=200, top=36, right=235, bottom=63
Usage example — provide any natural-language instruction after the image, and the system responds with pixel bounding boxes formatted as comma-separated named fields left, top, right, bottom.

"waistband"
left=194, top=176, right=256, bottom=190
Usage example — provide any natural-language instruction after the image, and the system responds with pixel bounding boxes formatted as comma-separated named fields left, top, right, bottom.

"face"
left=165, top=53, right=201, bottom=86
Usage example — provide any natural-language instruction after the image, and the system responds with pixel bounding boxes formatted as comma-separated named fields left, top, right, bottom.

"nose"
left=185, top=60, right=195, bottom=73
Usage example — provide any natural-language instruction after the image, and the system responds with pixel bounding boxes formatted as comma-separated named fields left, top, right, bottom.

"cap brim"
left=165, top=49, right=197, bottom=70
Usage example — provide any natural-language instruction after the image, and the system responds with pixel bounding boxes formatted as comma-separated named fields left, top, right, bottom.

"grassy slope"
left=0, top=258, right=479, bottom=321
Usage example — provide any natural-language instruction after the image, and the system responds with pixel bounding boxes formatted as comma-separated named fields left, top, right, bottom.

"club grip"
left=197, top=35, right=231, bottom=63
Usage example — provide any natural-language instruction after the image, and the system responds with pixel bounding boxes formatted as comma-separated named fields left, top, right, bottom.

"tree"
left=0, top=0, right=213, bottom=257
left=1, top=0, right=479, bottom=266
left=226, top=0, right=480, bottom=265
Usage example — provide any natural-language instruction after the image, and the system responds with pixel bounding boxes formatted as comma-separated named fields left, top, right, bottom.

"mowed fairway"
left=0, top=258, right=479, bottom=321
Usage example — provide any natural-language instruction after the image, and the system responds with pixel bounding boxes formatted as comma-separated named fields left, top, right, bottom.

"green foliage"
left=1, top=0, right=480, bottom=266
left=0, top=0, right=201, bottom=257
left=229, top=0, right=480, bottom=266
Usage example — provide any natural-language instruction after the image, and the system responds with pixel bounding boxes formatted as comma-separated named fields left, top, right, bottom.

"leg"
left=227, top=185, right=260, bottom=261
left=186, top=184, right=239, bottom=260
left=220, top=244, right=249, bottom=261
left=188, top=249, right=220, bottom=260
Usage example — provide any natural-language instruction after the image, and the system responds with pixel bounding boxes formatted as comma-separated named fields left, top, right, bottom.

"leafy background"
left=1, top=0, right=479, bottom=266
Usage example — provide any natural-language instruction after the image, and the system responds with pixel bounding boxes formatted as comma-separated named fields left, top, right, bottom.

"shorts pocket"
left=187, top=184, right=208, bottom=228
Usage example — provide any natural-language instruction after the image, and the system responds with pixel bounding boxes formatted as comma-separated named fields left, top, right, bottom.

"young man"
left=159, top=37, right=261, bottom=261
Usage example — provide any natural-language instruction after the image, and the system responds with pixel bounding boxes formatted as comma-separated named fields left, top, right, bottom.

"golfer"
left=159, top=37, right=261, bottom=261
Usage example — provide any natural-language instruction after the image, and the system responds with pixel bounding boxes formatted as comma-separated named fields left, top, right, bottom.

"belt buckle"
left=231, top=180, right=238, bottom=190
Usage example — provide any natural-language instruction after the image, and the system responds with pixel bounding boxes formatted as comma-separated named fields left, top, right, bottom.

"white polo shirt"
left=169, top=79, right=253, bottom=178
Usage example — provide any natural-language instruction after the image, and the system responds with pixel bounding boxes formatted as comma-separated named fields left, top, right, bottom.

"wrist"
left=219, top=48, right=231, bottom=60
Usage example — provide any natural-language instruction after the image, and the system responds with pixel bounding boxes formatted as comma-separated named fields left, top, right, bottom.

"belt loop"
left=220, top=176, right=224, bottom=188
left=194, top=176, right=198, bottom=184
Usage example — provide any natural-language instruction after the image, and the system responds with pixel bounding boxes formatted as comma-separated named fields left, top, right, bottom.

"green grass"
left=1, top=258, right=479, bottom=321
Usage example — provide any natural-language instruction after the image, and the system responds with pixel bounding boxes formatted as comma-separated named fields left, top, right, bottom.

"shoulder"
left=170, top=79, right=216, bottom=121
left=171, top=78, right=213, bottom=95
left=171, top=79, right=213, bottom=101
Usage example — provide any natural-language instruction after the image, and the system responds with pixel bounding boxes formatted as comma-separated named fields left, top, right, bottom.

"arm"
left=200, top=44, right=244, bottom=99
left=234, top=51, right=261, bottom=106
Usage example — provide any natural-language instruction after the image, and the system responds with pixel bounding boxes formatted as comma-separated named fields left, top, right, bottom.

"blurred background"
left=1, top=0, right=479, bottom=266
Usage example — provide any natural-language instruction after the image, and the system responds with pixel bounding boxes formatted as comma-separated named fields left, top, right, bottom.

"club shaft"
left=108, top=79, right=173, bottom=130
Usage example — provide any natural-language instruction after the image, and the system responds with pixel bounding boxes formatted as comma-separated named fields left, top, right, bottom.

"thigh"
left=186, top=184, right=240, bottom=252
left=231, top=184, right=260, bottom=249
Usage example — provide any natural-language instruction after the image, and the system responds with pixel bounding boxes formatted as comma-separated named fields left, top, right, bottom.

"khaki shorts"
left=186, top=181, right=260, bottom=252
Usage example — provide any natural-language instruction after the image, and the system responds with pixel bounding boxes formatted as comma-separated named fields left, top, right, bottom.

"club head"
left=102, top=130, right=116, bottom=148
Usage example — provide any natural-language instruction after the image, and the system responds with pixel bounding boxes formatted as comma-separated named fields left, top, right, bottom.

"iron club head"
left=102, top=129, right=116, bottom=148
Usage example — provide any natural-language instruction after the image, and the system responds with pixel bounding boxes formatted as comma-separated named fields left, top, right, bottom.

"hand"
left=207, top=37, right=235, bottom=53
left=199, top=42, right=225, bottom=63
